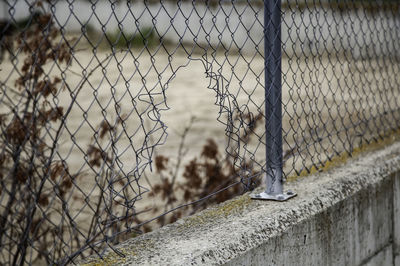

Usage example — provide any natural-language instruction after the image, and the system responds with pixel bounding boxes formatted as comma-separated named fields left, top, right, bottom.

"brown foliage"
left=148, top=113, right=262, bottom=228
left=0, top=6, right=143, bottom=263
left=0, top=4, right=80, bottom=264
left=155, top=155, right=169, bottom=172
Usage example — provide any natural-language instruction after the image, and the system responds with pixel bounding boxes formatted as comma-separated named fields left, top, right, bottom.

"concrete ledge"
left=82, top=141, right=400, bottom=265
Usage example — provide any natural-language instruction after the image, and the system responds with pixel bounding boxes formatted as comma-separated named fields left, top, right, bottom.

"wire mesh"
left=0, top=0, right=399, bottom=264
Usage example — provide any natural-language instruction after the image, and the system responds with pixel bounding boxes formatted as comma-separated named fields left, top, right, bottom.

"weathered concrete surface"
left=394, top=174, right=400, bottom=266
left=82, top=141, right=400, bottom=266
left=364, top=244, right=392, bottom=266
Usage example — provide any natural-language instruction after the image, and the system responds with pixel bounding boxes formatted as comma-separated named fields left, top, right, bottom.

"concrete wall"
left=82, top=141, right=400, bottom=266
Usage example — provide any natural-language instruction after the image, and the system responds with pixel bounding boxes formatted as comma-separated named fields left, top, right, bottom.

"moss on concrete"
left=287, top=128, right=400, bottom=182
left=80, top=196, right=252, bottom=265
left=81, top=249, right=129, bottom=266
left=179, top=195, right=252, bottom=229
left=81, top=239, right=155, bottom=266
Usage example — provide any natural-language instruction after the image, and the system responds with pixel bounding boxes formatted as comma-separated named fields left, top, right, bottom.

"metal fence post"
left=251, top=0, right=296, bottom=201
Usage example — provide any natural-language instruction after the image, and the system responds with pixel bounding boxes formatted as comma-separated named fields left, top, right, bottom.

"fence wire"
left=0, top=0, right=400, bottom=264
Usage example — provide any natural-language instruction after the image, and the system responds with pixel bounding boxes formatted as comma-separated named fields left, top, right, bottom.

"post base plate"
left=250, top=190, right=296, bottom=201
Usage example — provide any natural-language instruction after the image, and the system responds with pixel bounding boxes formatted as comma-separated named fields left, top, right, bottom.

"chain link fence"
left=1, top=0, right=400, bottom=264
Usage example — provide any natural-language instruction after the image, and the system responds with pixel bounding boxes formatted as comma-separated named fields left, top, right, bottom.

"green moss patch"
left=287, top=128, right=400, bottom=182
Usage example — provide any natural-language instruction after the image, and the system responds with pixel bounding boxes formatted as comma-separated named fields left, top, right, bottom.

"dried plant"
left=84, top=115, right=150, bottom=242
left=147, top=112, right=263, bottom=228
left=0, top=4, right=80, bottom=264
left=0, top=5, right=153, bottom=262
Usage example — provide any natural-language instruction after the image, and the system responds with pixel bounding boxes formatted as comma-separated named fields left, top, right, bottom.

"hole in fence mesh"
left=1, top=0, right=400, bottom=265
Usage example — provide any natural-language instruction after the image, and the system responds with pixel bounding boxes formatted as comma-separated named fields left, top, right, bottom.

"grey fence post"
left=251, top=0, right=295, bottom=201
